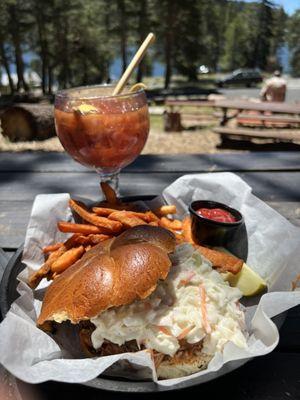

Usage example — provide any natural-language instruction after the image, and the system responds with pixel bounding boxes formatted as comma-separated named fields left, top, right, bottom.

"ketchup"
left=196, top=207, right=237, bottom=223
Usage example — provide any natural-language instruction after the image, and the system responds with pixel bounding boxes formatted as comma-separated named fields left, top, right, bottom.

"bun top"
left=37, top=225, right=176, bottom=326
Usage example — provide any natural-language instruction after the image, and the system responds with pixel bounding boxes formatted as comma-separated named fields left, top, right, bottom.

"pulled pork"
left=79, top=322, right=203, bottom=368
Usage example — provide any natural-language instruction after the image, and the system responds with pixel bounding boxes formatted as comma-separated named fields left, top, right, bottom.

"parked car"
left=216, top=69, right=263, bottom=87
left=198, top=65, right=210, bottom=74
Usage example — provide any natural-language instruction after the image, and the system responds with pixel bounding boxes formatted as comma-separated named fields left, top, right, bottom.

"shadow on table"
left=218, top=138, right=300, bottom=151
left=16, top=351, right=300, bottom=400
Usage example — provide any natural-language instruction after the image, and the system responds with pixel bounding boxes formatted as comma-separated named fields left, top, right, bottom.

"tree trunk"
left=9, top=6, right=29, bottom=92
left=164, top=0, right=174, bottom=89
left=0, top=42, right=14, bottom=93
left=48, top=65, right=53, bottom=94
left=136, top=0, right=148, bottom=82
left=103, top=61, right=111, bottom=83
left=62, top=21, right=71, bottom=87
left=1, top=103, right=55, bottom=142
left=118, top=0, right=127, bottom=73
left=35, top=9, right=48, bottom=94
left=14, top=42, right=28, bottom=92
left=164, top=32, right=172, bottom=89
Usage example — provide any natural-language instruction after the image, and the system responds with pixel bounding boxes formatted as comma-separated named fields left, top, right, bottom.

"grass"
left=150, top=114, right=164, bottom=131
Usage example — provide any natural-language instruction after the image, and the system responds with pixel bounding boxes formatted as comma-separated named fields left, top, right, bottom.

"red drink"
left=54, top=85, right=149, bottom=174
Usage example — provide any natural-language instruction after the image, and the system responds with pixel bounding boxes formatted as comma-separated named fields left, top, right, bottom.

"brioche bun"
left=37, top=225, right=176, bottom=326
left=157, top=353, right=212, bottom=379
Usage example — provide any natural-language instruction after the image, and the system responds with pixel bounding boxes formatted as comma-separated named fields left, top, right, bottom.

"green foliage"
left=220, top=1, right=286, bottom=72
left=0, top=0, right=292, bottom=92
left=287, top=10, right=300, bottom=77
left=221, top=15, right=251, bottom=71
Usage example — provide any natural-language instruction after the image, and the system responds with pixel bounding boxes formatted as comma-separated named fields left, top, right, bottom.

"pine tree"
left=287, top=10, right=300, bottom=77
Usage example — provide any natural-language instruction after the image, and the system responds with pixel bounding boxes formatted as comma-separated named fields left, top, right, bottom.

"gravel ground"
left=0, top=125, right=231, bottom=154
left=143, top=128, right=222, bottom=154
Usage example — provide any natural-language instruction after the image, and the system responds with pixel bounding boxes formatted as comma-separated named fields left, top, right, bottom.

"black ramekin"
left=188, top=200, right=248, bottom=261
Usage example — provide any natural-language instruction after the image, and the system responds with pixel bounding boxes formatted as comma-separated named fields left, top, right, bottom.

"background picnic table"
left=0, top=151, right=299, bottom=399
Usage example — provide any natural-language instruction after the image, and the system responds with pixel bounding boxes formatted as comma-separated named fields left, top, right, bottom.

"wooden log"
left=0, top=103, right=55, bottom=142
left=163, top=111, right=182, bottom=132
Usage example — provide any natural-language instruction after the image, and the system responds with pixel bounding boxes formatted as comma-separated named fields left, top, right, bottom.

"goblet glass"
left=54, top=84, right=149, bottom=194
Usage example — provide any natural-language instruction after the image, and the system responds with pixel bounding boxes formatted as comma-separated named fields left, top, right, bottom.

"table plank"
left=1, top=171, right=300, bottom=201
left=215, top=99, right=300, bottom=114
left=1, top=152, right=300, bottom=173
left=0, top=172, right=299, bottom=249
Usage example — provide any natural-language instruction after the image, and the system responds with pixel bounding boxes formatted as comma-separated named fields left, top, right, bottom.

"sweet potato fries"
left=29, top=182, right=243, bottom=288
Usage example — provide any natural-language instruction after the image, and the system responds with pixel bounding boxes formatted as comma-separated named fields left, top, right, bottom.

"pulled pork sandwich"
left=37, top=225, right=247, bottom=379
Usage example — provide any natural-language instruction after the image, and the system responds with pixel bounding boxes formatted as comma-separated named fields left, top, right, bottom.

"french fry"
left=75, top=234, right=112, bottom=246
left=69, top=199, right=122, bottom=232
left=196, top=245, right=243, bottom=275
left=155, top=205, right=177, bottom=217
left=58, top=221, right=110, bottom=235
left=108, top=210, right=146, bottom=228
left=159, top=217, right=183, bottom=231
left=100, top=182, right=118, bottom=204
left=145, top=211, right=160, bottom=222
left=62, top=233, right=82, bottom=249
left=125, top=210, right=157, bottom=223
left=182, top=217, right=195, bottom=244
left=93, top=207, right=156, bottom=223
left=92, top=207, right=115, bottom=216
left=149, top=221, right=159, bottom=226
left=43, top=243, right=63, bottom=253
left=51, top=246, right=85, bottom=274
left=95, top=202, right=135, bottom=211
left=29, top=246, right=67, bottom=288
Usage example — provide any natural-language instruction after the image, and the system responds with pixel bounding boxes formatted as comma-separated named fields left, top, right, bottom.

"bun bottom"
left=79, top=324, right=212, bottom=379
left=157, top=353, right=212, bottom=379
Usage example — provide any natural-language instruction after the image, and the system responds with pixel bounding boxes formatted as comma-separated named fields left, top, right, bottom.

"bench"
left=213, top=127, right=300, bottom=142
left=237, top=114, right=300, bottom=127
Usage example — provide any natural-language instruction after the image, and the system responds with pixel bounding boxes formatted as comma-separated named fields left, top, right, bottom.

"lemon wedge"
left=129, top=83, right=147, bottom=93
left=73, top=104, right=98, bottom=115
left=223, top=263, right=267, bottom=296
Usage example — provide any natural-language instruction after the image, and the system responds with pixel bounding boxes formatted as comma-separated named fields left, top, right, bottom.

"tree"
left=0, top=1, right=14, bottom=93
left=136, top=0, right=149, bottom=82
left=221, top=15, right=250, bottom=71
left=251, top=0, right=275, bottom=69
left=173, top=1, right=202, bottom=81
left=7, top=0, right=30, bottom=92
left=287, top=10, right=300, bottom=77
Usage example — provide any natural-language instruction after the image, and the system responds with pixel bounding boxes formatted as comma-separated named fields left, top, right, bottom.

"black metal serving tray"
left=0, top=195, right=286, bottom=392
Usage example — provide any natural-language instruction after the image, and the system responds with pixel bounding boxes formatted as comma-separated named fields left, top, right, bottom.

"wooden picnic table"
left=0, top=151, right=300, bottom=399
left=214, top=99, right=300, bottom=126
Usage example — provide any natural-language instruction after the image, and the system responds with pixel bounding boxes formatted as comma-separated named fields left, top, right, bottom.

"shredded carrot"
left=200, top=285, right=211, bottom=334
left=177, top=325, right=194, bottom=340
left=157, top=326, right=173, bottom=336
left=178, top=271, right=196, bottom=287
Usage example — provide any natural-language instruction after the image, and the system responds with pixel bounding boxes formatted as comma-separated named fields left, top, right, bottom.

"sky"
left=240, top=0, right=299, bottom=14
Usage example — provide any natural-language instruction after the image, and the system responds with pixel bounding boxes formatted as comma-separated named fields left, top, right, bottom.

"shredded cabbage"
left=91, top=245, right=247, bottom=356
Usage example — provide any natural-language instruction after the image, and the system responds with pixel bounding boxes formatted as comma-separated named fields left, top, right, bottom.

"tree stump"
left=0, top=103, right=55, bottom=142
left=163, top=111, right=182, bottom=132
